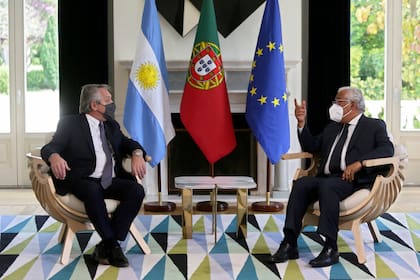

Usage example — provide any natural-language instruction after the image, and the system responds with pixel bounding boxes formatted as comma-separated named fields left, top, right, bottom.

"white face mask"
left=329, top=103, right=351, bottom=122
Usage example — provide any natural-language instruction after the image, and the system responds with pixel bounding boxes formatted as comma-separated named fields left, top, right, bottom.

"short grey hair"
left=79, top=84, right=112, bottom=113
left=337, top=86, right=365, bottom=112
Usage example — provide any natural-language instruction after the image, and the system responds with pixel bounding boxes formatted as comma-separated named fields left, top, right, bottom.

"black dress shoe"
left=92, top=241, right=110, bottom=265
left=268, top=242, right=299, bottom=263
left=309, top=246, right=339, bottom=267
left=108, top=244, right=129, bottom=267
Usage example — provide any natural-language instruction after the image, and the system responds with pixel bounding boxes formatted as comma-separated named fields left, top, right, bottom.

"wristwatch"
left=132, top=149, right=143, bottom=157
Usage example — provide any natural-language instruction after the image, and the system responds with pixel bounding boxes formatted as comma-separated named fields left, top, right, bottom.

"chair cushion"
left=311, top=188, right=370, bottom=212
left=57, top=193, right=120, bottom=214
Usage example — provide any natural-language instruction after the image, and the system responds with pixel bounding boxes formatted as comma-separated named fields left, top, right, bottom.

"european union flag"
left=245, top=0, right=290, bottom=164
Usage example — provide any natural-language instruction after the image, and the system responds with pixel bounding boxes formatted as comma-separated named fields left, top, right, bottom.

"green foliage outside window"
left=402, top=5, right=420, bottom=100
left=351, top=0, right=420, bottom=102
left=0, top=65, right=8, bottom=94
left=351, top=0, right=420, bottom=129
left=39, top=16, right=58, bottom=90
left=0, top=0, right=57, bottom=94
left=350, top=0, right=386, bottom=101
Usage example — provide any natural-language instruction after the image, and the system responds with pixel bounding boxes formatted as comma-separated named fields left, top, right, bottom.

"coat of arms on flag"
left=187, top=43, right=224, bottom=90
left=180, top=0, right=236, bottom=164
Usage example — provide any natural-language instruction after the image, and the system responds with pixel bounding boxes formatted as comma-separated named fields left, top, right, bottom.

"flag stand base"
left=251, top=192, right=284, bottom=212
left=251, top=201, right=284, bottom=212
left=143, top=192, right=176, bottom=212
left=144, top=201, right=176, bottom=212
left=196, top=201, right=228, bottom=212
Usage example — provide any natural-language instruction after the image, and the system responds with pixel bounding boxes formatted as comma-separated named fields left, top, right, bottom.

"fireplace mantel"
left=119, top=59, right=301, bottom=197
left=119, top=60, right=302, bottom=71
left=119, top=60, right=301, bottom=113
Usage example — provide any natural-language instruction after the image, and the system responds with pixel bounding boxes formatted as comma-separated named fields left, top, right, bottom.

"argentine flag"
left=124, top=0, right=175, bottom=167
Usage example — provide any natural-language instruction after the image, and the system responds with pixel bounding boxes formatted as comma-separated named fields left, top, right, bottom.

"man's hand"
left=131, top=155, right=146, bottom=180
left=294, top=99, right=307, bottom=128
left=48, top=153, right=70, bottom=180
left=342, top=161, right=363, bottom=182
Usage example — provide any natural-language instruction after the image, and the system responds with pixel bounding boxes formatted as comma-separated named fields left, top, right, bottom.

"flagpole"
left=144, top=162, right=176, bottom=212
left=251, top=159, right=284, bottom=212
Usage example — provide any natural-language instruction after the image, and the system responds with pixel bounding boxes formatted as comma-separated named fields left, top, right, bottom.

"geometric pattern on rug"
left=1, top=213, right=420, bottom=279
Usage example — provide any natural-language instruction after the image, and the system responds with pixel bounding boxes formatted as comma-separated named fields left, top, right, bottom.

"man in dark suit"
left=41, top=84, right=147, bottom=267
left=268, top=86, right=394, bottom=267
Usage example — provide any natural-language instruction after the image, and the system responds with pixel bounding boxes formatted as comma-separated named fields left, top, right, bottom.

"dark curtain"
left=307, top=1, right=350, bottom=134
left=58, top=0, right=110, bottom=116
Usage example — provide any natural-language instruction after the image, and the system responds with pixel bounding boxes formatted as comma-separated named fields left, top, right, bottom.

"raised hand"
left=294, top=99, right=307, bottom=128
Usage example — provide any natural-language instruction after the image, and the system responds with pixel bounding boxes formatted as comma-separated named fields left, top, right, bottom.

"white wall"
left=113, top=0, right=303, bottom=196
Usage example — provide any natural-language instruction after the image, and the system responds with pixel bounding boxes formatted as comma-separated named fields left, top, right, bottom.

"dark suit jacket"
left=298, top=115, right=394, bottom=186
left=41, top=114, right=145, bottom=195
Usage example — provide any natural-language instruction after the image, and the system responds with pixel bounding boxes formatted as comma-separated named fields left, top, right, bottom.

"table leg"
left=182, top=188, right=193, bottom=239
left=237, top=188, right=248, bottom=238
left=213, top=187, right=218, bottom=243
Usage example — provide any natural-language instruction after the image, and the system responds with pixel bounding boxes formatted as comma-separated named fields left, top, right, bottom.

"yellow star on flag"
left=258, top=95, right=267, bottom=104
left=249, top=87, right=257, bottom=96
left=267, top=41, right=276, bottom=52
left=279, top=44, right=284, bottom=53
left=272, top=97, right=280, bottom=107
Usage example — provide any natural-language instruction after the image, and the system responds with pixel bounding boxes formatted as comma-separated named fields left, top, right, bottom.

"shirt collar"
left=85, top=113, right=100, bottom=127
left=348, top=113, right=362, bottom=126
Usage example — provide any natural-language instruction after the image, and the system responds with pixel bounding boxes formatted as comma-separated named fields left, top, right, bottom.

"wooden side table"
left=174, top=176, right=217, bottom=240
left=215, top=176, right=256, bottom=238
left=175, top=176, right=256, bottom=241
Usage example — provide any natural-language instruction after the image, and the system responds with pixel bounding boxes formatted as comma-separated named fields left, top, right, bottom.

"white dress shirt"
left=85, top=114, right=115, bottom=179
left=297, top=113, right=363, bottom=175
left=323, top=113, right=362, bottom=174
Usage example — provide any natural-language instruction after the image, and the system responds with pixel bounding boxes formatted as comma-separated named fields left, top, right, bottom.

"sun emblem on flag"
left=186, top=42, right=224, bottom=90
left=136, top=62, right=160, bottom=90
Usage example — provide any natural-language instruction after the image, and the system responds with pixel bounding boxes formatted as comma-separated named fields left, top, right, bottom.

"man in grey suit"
left=268, top=86, right=394, bottom=267
left=41, top=84, right=147, bottom=267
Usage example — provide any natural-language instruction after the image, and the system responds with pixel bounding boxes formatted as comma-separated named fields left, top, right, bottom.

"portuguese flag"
left=180, top=0, right=236, bottom=164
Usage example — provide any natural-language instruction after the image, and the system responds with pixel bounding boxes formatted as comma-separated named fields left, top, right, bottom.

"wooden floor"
left=0, top=185, right=419, bottom=215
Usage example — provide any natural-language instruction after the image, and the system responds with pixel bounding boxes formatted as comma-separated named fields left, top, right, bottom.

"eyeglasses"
left=332, top=99, right=351, bottom=105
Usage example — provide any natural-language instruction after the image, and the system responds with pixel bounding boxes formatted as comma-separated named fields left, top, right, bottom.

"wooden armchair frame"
left=27, top=152, right=151, bottom=264
left=282, top=152, right=405, bottom=264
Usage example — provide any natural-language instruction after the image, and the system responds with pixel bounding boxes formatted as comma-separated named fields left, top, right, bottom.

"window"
left=350, top=0, right=386, bottom=120
left=351, top=0, right=420, bottom=130
left=0, top=0, right=59, bottom=133
left=0, top=0, right=10, bottom=133
left=401, top=0, right=420, bottom=130
left=24, top=0, right=59, bottom=132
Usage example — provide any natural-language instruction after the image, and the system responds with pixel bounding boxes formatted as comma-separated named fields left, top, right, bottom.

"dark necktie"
left=329, top=124, right=349, bottom=174
left=99, top=122, right=112, bottom=189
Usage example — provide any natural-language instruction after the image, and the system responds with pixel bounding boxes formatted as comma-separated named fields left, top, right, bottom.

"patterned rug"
left=0, top=213, right=420, bottom=279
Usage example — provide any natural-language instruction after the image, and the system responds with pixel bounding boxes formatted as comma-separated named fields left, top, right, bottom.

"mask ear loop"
left=342, top=102, right=352, bottom=119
